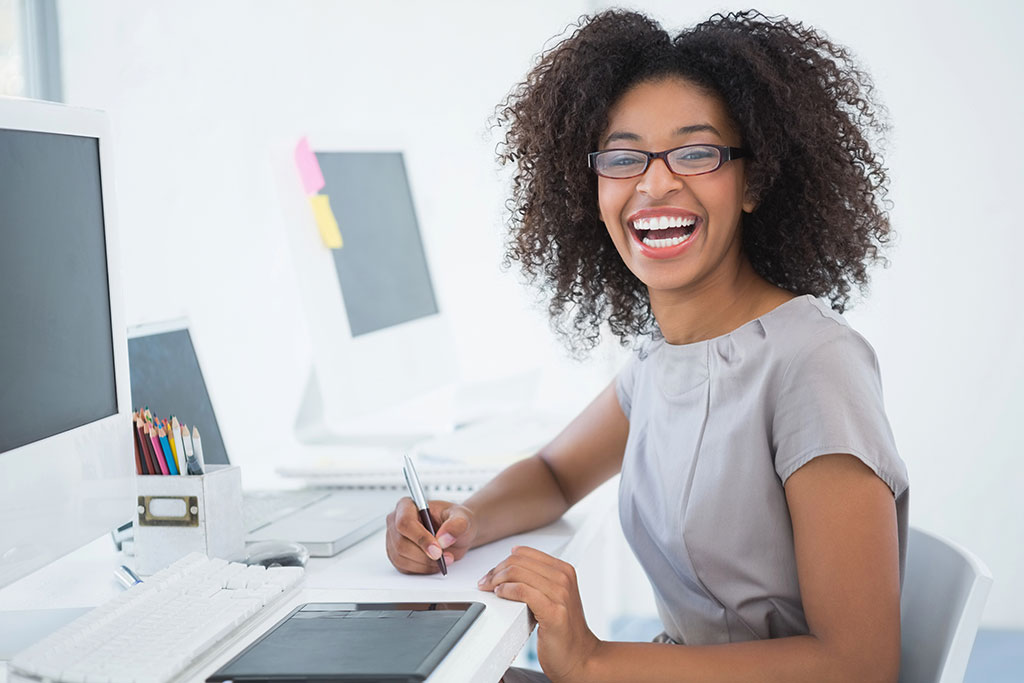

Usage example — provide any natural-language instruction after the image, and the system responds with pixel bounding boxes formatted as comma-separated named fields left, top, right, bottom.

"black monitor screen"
left=127, top=329, right=229, bottom=466
left=316, top=152, right=439, bottom=337
left=0, top=129, right=117, bottom=454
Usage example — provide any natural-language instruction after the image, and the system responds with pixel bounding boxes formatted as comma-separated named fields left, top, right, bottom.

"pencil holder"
left=133, top=465, right=244, bottom=575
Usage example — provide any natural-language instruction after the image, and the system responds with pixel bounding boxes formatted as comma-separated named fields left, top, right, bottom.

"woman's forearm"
left=461, top=455, right=571, bottom=548
left=581, top=635, right=897, bottom=683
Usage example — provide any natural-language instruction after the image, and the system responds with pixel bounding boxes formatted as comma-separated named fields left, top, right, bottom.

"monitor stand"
left=294, top=369, right=457, bottom=447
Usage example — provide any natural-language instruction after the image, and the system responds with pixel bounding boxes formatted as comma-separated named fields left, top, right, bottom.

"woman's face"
left=598, top=77, right=754, bottom=299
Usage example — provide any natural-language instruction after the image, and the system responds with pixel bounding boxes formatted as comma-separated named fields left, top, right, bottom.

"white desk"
left=0, top=481, right=617, bottom=683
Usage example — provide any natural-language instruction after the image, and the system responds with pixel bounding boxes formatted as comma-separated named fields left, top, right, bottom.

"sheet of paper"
left=294, top=136, right=325, bottom=195
left=308, top=528, right=572, bottom=592
left=309, top=194, right=343, bottom=249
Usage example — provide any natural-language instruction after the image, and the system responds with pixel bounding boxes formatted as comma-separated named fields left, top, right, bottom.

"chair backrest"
left=899, top=526, right=993, bottom=683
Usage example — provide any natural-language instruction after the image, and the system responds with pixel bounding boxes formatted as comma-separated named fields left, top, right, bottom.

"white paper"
left=307, top=526, right=572, bottom=591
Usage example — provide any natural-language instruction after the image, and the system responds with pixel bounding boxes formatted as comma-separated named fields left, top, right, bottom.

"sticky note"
left=294, top=137, right=325, bottom=195
left=310, top=194, right=343, bottom=249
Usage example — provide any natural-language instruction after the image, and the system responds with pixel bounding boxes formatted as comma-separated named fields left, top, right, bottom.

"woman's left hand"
left=477, top=546, right=601, bottom=683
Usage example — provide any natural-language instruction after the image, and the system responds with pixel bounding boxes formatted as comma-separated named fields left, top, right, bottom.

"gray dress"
left=615, top=294, right=909, bottom=646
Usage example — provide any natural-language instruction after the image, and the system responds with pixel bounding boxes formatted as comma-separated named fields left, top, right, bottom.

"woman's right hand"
left=385, top=497, right=478, bottom=574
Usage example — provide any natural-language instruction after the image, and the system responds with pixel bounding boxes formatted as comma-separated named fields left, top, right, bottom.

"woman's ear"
left=742, top=184, right=757, bottom=214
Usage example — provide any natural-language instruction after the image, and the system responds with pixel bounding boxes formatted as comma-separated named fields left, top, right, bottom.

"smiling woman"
left=384, top=9, right=908, bottom=683
left=495, top=10, right=891, bottom=354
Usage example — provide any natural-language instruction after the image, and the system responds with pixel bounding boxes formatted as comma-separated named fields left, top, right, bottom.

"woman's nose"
left=636, top=157, right=685, bottom=198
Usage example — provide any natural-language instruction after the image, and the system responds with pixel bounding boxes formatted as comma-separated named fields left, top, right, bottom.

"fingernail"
left=477, top=575, right=487, bottom=586
left=438, top=533, right=455, bottom=548
left=443, top=552, right=454, bottom=564
left=427, top=545, right=442, bottom=560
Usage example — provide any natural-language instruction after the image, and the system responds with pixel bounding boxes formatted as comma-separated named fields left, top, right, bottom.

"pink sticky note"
left=294, top=137, right=325, bottom=195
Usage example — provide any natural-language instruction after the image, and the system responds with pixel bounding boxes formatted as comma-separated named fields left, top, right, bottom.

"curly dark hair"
left=495, top=9, right=892, bottom=353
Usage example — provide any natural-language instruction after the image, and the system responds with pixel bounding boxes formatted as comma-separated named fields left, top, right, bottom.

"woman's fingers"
left=387, top=535, right=438, bottom=573
left=481, top=547, right=575, bottom=590
left=434, top=503, right=472, bottom=550
left=478, top=551, right=577, bottom=623
left=386, top=497, right=458, bottom=573
left=505, top=545, right=569, bottom=571
left=493, top=581, right=558, bottom=622
left=393, top=497, right=444, bottom=559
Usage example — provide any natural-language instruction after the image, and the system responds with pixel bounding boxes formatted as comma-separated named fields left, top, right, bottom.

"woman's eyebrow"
left=602, top=123, right=722, bottom=147
left=603, top=131, right=642, bottom=146
left=675, top=123, right=721, bottom=137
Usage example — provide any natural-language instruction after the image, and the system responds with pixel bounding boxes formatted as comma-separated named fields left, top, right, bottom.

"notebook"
left=126, top=319, right=396, bottom=557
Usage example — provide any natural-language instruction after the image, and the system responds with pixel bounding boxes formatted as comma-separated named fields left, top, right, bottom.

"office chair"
left=899, top=526, right=993, bottom=683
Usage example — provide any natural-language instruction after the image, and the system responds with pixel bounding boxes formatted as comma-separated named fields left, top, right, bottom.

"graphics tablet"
left=206, top=601, right=485, bottom=682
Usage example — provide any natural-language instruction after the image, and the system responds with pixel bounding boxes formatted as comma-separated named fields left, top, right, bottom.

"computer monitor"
left=274, top=142, right=457, bottom=446
left=126, top=319, right=229, bottom=467
left=0, top=97, right=134, bottom=590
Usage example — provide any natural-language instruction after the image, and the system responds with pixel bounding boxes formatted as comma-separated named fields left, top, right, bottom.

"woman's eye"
left=678, top=149, right=714, bottom=161
left=608, top=154, right=643, bottom=167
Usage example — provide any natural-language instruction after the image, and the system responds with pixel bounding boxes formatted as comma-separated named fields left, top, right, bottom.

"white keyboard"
left=9, top=553, right=304, bottom=683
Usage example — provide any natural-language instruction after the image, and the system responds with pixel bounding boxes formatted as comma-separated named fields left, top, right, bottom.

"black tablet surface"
left=206, top=601, right=485, bottom=682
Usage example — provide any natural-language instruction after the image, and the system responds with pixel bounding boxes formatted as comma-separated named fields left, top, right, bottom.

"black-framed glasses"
left=587, top=144, right=749, bottom=179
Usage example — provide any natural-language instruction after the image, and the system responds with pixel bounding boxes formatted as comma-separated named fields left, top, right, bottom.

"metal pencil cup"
left=133, top=464, right=244, bottom=575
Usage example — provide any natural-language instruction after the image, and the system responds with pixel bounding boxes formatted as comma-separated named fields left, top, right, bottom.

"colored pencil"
left=135, top=414, right=158, bottom=475
left=132, top=420, right=144, bottom=475
left=148, top=424, right=170, bottom=475
left=169, top=417, right=183, bottom=475
left=158, top=426, right=178, bottom=475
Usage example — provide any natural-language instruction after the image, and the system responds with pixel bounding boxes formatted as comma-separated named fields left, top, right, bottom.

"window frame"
left=18, top=0, right=62, bottom=101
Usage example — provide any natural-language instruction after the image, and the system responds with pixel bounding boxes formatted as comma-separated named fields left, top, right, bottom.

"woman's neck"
left=649, top=257, right=795, bottom=345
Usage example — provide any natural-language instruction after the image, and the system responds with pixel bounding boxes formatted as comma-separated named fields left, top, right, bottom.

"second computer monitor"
left=280, top=147, right=457, bottom=445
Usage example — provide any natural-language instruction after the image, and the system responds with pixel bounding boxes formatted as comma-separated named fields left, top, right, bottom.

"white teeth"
left=631, top=215, right=698, bottom=231
left=642, top=234, right=692, bottom=248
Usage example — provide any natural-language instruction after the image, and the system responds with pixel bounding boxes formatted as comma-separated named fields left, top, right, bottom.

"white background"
left=56, top=0, right=1023, bottom=628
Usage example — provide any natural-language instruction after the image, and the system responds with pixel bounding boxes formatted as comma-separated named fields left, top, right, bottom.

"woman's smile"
left=626, top=208, right=702, bottom=259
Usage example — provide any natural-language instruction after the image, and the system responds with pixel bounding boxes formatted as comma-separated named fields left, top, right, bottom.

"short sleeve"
left=772, top=325, right=908, bottom=497
left=615, top=353, right=642, bottom=419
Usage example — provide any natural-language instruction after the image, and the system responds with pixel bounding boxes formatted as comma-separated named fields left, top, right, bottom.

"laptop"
left=126, top=319, right=396, bottom=557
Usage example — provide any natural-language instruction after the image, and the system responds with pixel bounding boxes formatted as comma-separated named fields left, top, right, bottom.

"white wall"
left=58, top=0, right=1024, bottom=628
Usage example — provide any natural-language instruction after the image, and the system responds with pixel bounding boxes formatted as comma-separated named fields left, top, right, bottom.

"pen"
left=403, top=454, right=446, bottom=576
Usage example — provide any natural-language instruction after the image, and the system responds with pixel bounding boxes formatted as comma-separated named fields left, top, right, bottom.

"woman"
left=386, top=10, right=909, bottom=682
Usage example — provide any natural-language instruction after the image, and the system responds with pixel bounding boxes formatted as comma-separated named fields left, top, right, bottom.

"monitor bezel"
left=0, top=96, right=134, bottom=590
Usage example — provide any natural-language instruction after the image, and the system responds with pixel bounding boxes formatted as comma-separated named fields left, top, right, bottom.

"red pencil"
left=135, top=414, right=157, bottom=475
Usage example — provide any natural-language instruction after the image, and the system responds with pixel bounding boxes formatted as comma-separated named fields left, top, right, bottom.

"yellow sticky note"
left=309, top=194, right=343, bottom=249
